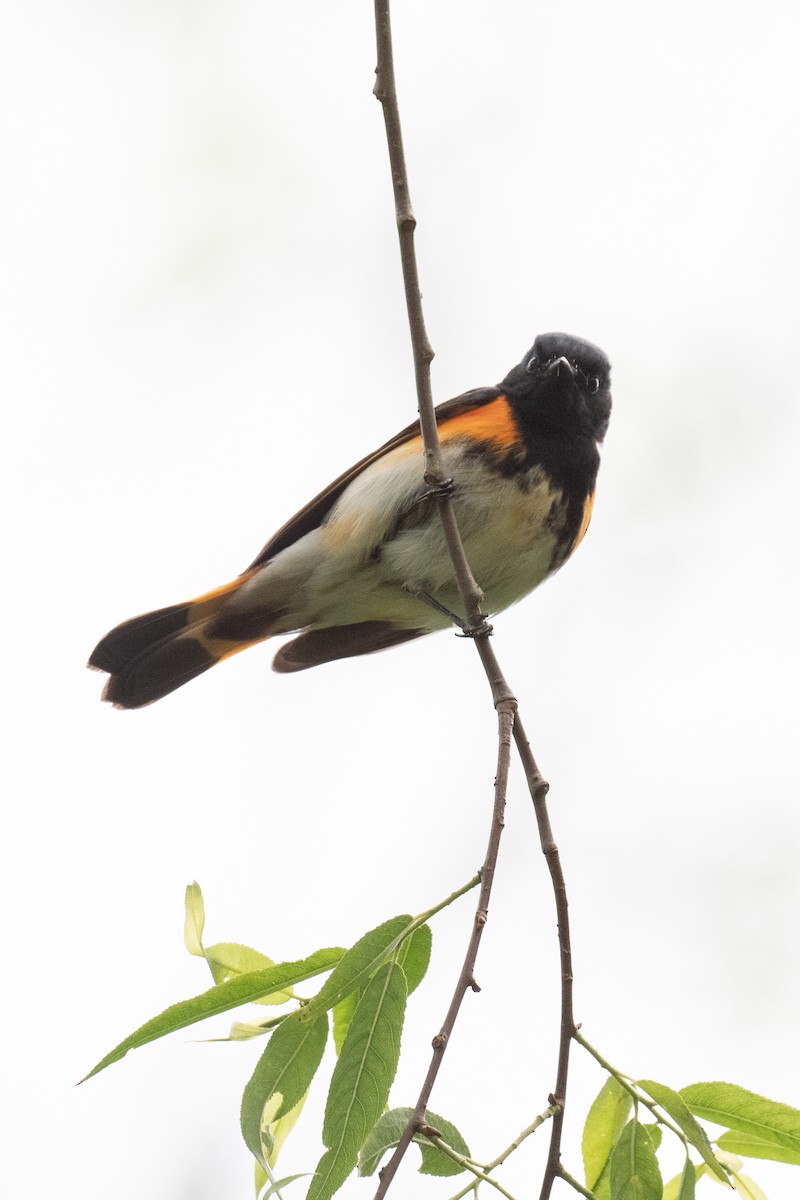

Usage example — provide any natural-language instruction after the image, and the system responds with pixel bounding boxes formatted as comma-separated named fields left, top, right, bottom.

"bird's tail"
left=88, top=571, right=267, bottom=708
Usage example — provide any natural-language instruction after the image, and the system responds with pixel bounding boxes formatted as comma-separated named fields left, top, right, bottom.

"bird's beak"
left=547, top=356, right=577, bottom=378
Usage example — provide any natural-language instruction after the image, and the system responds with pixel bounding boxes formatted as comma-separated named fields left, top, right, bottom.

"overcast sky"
left=4, top=2, right=800, bottom=1198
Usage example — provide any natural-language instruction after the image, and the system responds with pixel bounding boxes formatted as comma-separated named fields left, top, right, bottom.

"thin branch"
left=372, top=697, right=516, bottom=1199
left=446, top=1106, right=559, bottom=1200
left=512, top=715, right=576, bottom=1200
left=372, top=0, right=488, bottom=642
left=371, top=4, right=575, bottom=1198
left=430, top=1139, right=520, bottom=1200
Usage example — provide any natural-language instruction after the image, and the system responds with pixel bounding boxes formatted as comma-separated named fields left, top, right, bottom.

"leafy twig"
left=511, top=716, right=575, bottom=1200
left=573, top=1030, right=687, bottom=1145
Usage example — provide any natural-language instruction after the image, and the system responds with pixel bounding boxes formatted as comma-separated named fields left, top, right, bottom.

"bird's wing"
left=246, top=387, right=502, bottom=568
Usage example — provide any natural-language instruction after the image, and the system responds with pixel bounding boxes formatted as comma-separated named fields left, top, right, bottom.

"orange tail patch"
left=88, top=570, right=264, bottom=708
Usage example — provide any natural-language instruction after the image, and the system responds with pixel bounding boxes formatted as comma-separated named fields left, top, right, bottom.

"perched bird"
left=89, top=332, right=611, bottom=707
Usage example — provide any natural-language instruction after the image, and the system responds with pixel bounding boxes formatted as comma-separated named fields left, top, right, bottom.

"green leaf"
left=681, top=1082, right=800, bottom=1154
left=306, top=961, right=407, bottom=1200
left=396, top=924, right=432, bottom=995
left=358, top=1106, right=470, bottom=1178
left=302, top=915, right=413, bottom=1022
left=329, top=921, right=428, bottom=1055
left=184, top=881, right=205, bottom=956
left=582, top=1076, right=633, bottom=1189
left=204, top=942, right=294, bottom=1004
left=81, top=947, right=342, bottom=1080
left=609, top=1120, right=663, bottom=1200
left=417, top=1118, right=471, bottom=1178
left=717, top=1129, right=800, bottom=1165
left=240, top=1010, right=329, bottom=1166
left=639, top=1078, right=727, bottom=1182
left=663, top=1160, right=699, bottom=1200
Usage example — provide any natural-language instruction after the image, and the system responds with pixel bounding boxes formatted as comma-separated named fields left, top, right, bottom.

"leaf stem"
left=413, top=874, right=481, bottom=927
left=557, top=1166, right=599, bottom=1199
left=485, top=1106, right=560, bottom=1171
left=445, top=1107, right=559, bottom=1200
left=431, top=1139, right=519, bottom=1200
left=573, top=1031, right=687, bottom=1145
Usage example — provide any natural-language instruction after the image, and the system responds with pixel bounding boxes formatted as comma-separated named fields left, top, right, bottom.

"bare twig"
left=512, top=715, right=576, bottom=1200
left=371, top=3, right=575, bottom=1198
left=372, top=696, right=516, bottom=1199
left=372, top=0, right=488, bottom=641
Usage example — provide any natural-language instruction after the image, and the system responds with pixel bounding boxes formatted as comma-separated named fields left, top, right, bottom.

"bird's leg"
left=404, top=586, right=493, bottom=639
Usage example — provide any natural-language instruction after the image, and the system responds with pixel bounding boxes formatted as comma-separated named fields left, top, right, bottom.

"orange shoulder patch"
left=437, top=396, right=521, bottom=451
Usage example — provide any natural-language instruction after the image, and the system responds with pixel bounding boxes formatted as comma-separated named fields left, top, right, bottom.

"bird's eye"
left=525, top=354, right=538, bottom=373
left=588, top=376, right=600, bottom=394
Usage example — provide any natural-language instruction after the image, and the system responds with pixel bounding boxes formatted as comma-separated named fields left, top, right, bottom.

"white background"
left=3, top=2, right=799, bottom=1197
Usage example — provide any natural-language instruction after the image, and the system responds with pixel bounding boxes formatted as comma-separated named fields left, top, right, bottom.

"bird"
left=89, top=332, right=611, bottom=707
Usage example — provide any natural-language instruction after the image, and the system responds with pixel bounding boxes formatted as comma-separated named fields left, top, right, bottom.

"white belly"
left=231, top=441, right=563, bottom=634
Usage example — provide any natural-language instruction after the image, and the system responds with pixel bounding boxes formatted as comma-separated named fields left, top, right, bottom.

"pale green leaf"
left=184, top=881, right=205, bottom=957
left=228, top=1021, right=274, bottom=1041
left=268, top=1092, right=310, bottom=1168
left=82, top=947, right=342, bottom=1079
left=639, top=1078, right=727, bottom=1182
left=358, top=1106, right=470, bottom=1178
left=306, top=961, right=407, bottom=1200
left=205, top=942, right=275, bottom=979
left=717, top=1130, right=800, bottom=1166
left=681, top=1083, right=800, bottom=1154
left=332, top=992, right=358, bottom=1057
left=261, top=1174, right=309, bottom=1198
left=240, top=1011, right=328, bottom=1166
left=204, top=942, right=294, bottom=1004
left=582, top=1076, right=633, bottom=1189
left=609, top=1120, right=663, bottom=1200
left=302, top=915, right=413, bottom=1021
left=714, top=1149, right=742, bottom=1171
left=730, top=1171, right=768, bottom=1200
left=642, top=1123, right=662, bottom=1151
